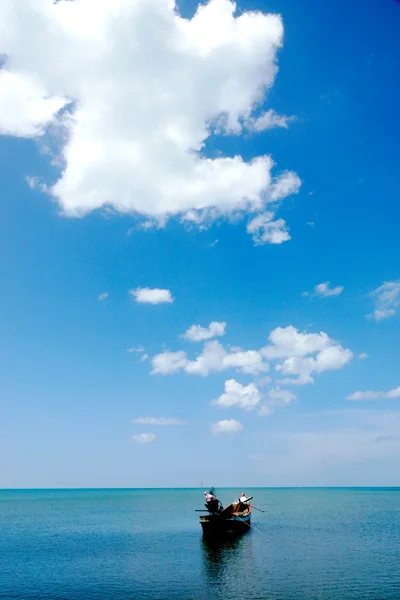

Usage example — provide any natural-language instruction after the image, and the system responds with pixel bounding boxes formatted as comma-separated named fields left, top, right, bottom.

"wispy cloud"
left=211, top=419, right=243, bottom=435
left=127, top=346, right=145, bottom=353
left=368, top=281, right=400, bottom=321
left=347, top=387, right=400, bottom=401
left=302, top=281, right=344, bottom=298
left=132, top=433, right=156, bottom=444
left=132, top=417, right=185, bottom=426
left=98, top=292, right=109, bottom=301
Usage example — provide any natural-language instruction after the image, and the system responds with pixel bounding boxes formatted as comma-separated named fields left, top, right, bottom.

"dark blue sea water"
left=1, top=488, right=399, bottom=600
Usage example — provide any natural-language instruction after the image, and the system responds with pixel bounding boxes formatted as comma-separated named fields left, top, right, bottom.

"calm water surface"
left=1, top=488, right=399, bottom=599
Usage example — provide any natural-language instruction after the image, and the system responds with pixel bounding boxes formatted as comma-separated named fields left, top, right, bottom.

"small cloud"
left=247, top=212, right=291, bottom=245
left=132, top=417, right=185, bottom=426
left=211, top=419, right=243, bottom=435
left=98, top=292, right=109, bottom=301
left=132, top=433, right=156, bottom=444
left=303, top=282, right=344, bottom=298
left=346, top=386, right=400, bottom=401
left=368, top=281, right=400, bottom=322
left=210, top=239, right=219, bottom=247
left=308, top=191, right=314, bottom=196
left=182, top=321, right=226, bottom=342
left=130, top=287, right=173, bottom=304
left=359, top=353, right=369, bottom=360
left=25, top=176, right=47, bottom=193
left=140, top=353, right=149, bottom=362
left=127, top=346, right=145, bottom=353
left=245, top=109, right=296, bottom=132
left=306, top=221, right=315, bottom=227
left=211, top=379, right=261, bottom=412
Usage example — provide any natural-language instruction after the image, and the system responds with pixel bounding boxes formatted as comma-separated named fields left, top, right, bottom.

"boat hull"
left=200, top=512, right=251, bottom=536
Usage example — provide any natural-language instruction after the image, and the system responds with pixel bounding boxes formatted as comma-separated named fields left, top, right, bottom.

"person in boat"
left=238, top=492, right=249, bottom=507
left=204, top=490, right=222, bottom=513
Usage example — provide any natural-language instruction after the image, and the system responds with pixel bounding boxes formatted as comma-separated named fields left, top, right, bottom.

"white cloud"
left=303, top=282, right=344, bottom=298
left=246, top=109, right=295, bottom=132
left=256, top=386, right=296, bottom=416
left=276, top=345, right=353, bottom=386
left=0, top=71, right=66, bottom=138
left=268, top=171, right=302, bottom=202
left=347, top=387, right=400, bottom=401
left=211, top=419, right=243, bottom=435
left=140, top=353, right=149, bottom=362
left=185, top=341, right=269, bottom=376
left=359, top=353, right=369, bottom=360
left=98, top=292, right=109, bottom=301
left=152, top=340, right=269, bottom=376
left=315, top=282, right=344, bottom=297
left=151, top=325, right=352, bottom=384
left=132, top=433, right=156, bottom=444
left=368, top=281, right=400, bottom=321
left=132, top=417, right=184, bottom=425
left=127, top=346, right=145, bottom=353
left=182, top=321, right=226, bottom=342
left=268, top=387, right=296, bottom=406
left=0, top=0, right=301, bottom=240
left=262, top=326, right=332, bottom=360
left=264, top=326, right=353, bottom=385
left=151, top=350, right=189, bottom=375
left=130, top=287, right=173, bottom=304
left=211, top=379, right=261, bottom=411
left=247, top=212, right=291, bottom=245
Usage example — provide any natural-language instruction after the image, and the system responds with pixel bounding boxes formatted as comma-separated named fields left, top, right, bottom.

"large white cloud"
left=150, top=325, right=353, bottom=388
left=0, top=0, right=300, bottom=237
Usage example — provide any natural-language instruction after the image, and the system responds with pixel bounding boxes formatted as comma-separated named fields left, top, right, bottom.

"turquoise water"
left=1, top=488, right=399, bottom=599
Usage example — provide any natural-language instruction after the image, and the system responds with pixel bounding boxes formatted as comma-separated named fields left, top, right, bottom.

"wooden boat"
left=199, top=492, right=252, bottom=536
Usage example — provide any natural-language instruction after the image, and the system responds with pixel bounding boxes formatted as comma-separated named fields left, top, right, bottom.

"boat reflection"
left=201, top=530, right=252, bottom=586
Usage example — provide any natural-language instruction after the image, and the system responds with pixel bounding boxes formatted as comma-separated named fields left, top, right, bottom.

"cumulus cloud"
left=132, top=433, right=156, bottom=444
left=347, top=387, right=400, bottom=401
left=368, top=281, right=400, bottom=321
left=151, top=325, right=352, bottom=386
left=247, top=212, right=291, bottom=245
left=211, top=379, right=261, bottom=411
left=98, top=292, right=109, bottom=301
left=263, top=326, right=353, bottom=385
left=152, top=340, right=269, bottom=376
left=211, top=419, right=243, bottom=435
left=151, top=350, right=189, bottom=375
left=130, top=287, right=173, bottom=304
left=132, top=417, right=185, bottom=425
left=261, top=326, right=332, bottom=360
left=182, top=321, right=226, bottom=342
left=0, top=0, right=301, bottom=240
left=276, top=345, right=353, bottom=386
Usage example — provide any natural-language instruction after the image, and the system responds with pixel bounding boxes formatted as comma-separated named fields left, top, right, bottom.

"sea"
left=1, top=488, right=399, bottom=600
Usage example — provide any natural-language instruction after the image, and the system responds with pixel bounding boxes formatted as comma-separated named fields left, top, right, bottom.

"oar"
left=251, top=505, right=266, bottom=513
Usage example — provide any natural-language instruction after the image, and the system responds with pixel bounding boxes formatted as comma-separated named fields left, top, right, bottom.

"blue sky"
left=1, top=0, right=400, bottom=488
